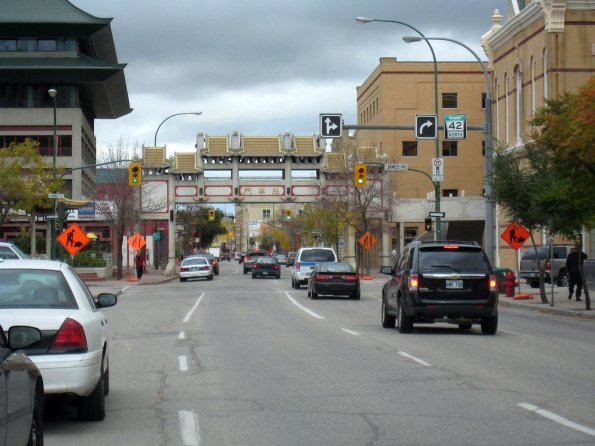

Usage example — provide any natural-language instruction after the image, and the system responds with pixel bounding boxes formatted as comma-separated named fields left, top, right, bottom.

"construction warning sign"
left=127, top=232, right=146, bottom=251
left=501, top=222, right=530, bottom=251
left=57, top=223, right=90, bottom=256
left=358, top=231, right=378, bottom=251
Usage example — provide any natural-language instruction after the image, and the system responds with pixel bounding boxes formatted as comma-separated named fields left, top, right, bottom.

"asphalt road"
left=44, top=261, right=595, bottom=445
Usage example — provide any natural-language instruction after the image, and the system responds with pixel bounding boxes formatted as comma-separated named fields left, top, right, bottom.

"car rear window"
left=318, top=263, right=354, bottom=273
left=0, top=269, right=77, bottom=309
left=182, top=258, right=208, bottom=266
left=300, top=249, right=336, bottom=262
left=418, top=246, right=490, bottom=271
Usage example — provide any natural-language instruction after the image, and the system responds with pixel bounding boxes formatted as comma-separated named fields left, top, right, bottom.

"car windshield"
left=300, top=249, right=336, bottom=262
left=418, top=247, right=490, bottom=271
left=0, top=269, right=77, bottom=309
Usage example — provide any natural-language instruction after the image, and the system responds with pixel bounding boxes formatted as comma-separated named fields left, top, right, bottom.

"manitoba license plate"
left=445, top=279, right=464, bottom=289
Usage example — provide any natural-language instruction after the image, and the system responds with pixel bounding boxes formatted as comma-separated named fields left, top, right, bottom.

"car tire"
left=207, top=274, right=213, bottom=281
left=180, top=277, right=187, bottom=282
left=252, top=273, right=256, bottom=279
left=381, top=297, right=396, bottom=328
left=78, top=356, right=106, bottom=421
left=276, top=273, right=280, bottom=279
left=243, top=269, right=247, bottom=275
left=397, top=299, right=413, bottom=333
left=292, top=277, right=297, bottom=289
left=481, top=314, right=498, bottom=335
left=103, top=360, right=110, bottom=396
left=28, top=381, right=44, bottom=446
left=351, top=291, right=361, bottom=300
left=529, top=280, right=539, bottom=288
left=311, top=288, right=318, bottom=299
left=557, top=270, right=568, bottom=287
left=307, top=286, right=311, bottom=297
left=459, top=323, right=472, bottom=330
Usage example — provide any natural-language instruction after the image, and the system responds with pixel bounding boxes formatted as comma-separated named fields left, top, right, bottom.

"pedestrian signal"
left=354, top=163, right=367, bottom=187
left=424, top=217, right=432, bottom=232
left=128, top=162, right=142, bottom=186
left=208, top=208, right=215, bottom=221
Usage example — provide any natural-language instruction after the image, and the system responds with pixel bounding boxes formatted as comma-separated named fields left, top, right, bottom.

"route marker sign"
left=415, top=114, right=438, bottom=140
left=57, top=223, right=89, bottom=256
left=319, top=113, right=342, bottom=138
left=444, top=114, right=467, bottom=140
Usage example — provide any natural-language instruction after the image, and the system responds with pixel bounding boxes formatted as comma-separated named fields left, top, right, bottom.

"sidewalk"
left=85, top=266, right=177, bottom=296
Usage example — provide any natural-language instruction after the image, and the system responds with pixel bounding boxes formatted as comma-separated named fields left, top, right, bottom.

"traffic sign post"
left=432, top=158, right=444, bottom=182
left=444, top=114, right=467, bottom=140
left=319, top=113, right=342, bottom=138
left=415, top=114, right=438, bottom=140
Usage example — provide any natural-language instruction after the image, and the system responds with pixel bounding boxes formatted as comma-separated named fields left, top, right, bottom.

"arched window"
left=514, top=64, right=522, bottom=145
left=542, top=48, right=548, bottom=100
left=504, top=73, right=509, bottom=145
left=530, top=55, right=536, bottom=113
left=495, top=78, right=500, bottom=141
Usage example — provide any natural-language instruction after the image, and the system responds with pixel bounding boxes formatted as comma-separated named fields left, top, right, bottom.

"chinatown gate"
left=138, top=132, right=392, bottom=276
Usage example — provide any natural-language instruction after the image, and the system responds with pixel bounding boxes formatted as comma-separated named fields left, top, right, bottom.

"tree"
left=0, top=139, right=61, bottom=228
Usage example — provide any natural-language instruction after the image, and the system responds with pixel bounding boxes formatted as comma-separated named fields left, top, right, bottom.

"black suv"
left=379, top=240, right=498, bottom=334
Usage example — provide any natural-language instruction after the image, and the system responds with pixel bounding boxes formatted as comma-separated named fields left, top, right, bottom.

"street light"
left=153, top=112, right=202, bottom=146
left=356, top=17, right=442, bottom=240
left=48, top=88, right=58, bottom=259
left=403, top=35, right=494, bottom=263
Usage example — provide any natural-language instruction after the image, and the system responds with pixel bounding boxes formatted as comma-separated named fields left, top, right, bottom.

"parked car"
left=307, top=262, right=360, bottom=300
left=291, top=247, right=338, bottom=289
left=519, top=244, right=574, bottom=288
left=379, top=240, right=498, bottom=334
left=287, top=251, right=295, bottom=266
left=0, top=324, right=44, bottom=446
left=251, top=256, right=281, bottom=279
left=203, top=254, right=219, bottom=275
left=0, top=242, right=29, bottom=260
left=275, top=254, right=288, bottom=265
left=179, top=256, right=213, bottom=282
left=235, top=252, right=243, bottom=262
left=0, top=259, right=118, bottom=421
left=242, top=249, right=266, bottom=274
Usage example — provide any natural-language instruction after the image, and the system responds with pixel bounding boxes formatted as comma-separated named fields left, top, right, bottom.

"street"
left=44, top=261, right=595, bottom=445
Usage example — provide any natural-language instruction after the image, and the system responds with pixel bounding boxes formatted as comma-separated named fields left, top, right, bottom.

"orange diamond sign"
left=358, top=231, right=378, bottom=251
left=57, top=223, right=90, bottom=256
left=127, top=232, right=146, bottom=252
left=501, top=222, right=530, bottom=251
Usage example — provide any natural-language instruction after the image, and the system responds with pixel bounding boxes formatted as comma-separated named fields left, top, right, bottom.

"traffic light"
left=285, top=209, right=292, bottom=220
left=128, top=162, right=142, bottom=186
left=208, top=208, right=215, bottom=221
left=424, top=217, right=432, bottom=232
left=354, top=163, right=367, bottom=187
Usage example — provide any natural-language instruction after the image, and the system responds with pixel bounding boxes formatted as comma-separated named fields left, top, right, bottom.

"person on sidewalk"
left=135, top=251, right=146, bottom=280
left=565, top=245, right=587, bottom=301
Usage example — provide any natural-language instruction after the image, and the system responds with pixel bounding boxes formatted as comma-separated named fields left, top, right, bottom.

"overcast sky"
left=72, top=0, right=509, bottom=156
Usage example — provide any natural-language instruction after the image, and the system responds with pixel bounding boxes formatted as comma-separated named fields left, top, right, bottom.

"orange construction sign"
left=501, top=222, right=530, bottom=251
left=358, top=231, right=378, bottom=251
left=57, top=223, right=90, bottom=256
left=127, top=232, right=146, bottom=252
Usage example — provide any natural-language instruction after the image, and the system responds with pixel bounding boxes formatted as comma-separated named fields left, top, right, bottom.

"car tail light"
left=315, top=273, right=331, bottom=280
left=409, top=274, right=419, bottom=291
left=489, top=274, right=497, bottom=292
left=295, top=261, right=301, bottom=271
left=253, top=263, right=258, bottom=269
left=50, top=318, right=88, bottom=352
left=344, top=275, right=359, bottom=281
left=443, top=245, right=460, bottom=249
left=545, top=259, right=551, bottom=273
left=273, top=264, right=279, bottom=270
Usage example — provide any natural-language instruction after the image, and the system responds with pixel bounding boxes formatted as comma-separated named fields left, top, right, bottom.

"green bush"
left=71, top=250, right=107, bottom=267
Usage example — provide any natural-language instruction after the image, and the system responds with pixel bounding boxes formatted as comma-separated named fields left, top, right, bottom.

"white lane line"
left=500, top=329, right=534, bottom=338
left=284, top=292, right=325, bottom=320
left=179, top=331, right=186, bottom=340
left=518, top=403, right=595, bottom=437
left=341, top=328, right=360, bottom=336
left=367, top=293, right=381, bottom=301
left=183, top=293, right=205, bottom=323
left=178, top=355, right=188, bottom=372
left=398, top=351, right=432, bottom=367
left=178, top=410, right=201, bottom=446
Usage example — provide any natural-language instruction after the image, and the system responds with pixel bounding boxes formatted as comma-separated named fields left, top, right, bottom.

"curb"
left=499, top=298, right=595, bottom=320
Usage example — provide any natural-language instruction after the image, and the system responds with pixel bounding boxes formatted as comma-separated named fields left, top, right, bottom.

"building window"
left=442, top=141, right=458, bottom=156
left=542, top=48, right=548, bottom=100
left=38, top=39, right=57, bottom=51
left=0, top=40, right=17, bottom=51
left=514, top=65, right=522, bottom=144
left=402, top=141, right=417, bottom=157
left=404, top=227, right=417, bottom=245
left=263, top=209, right=271, bottom=219
left=482, top=93, right=487, bottom=109
left=442, top=93, right=458, bottom=109
left=482, top=140, right=486, bottom=156
left=442, top=189, right=458, bottom=197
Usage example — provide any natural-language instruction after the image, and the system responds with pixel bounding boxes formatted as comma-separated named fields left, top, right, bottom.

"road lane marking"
left=284, top=292, right=324, bottom=320
left=367, top=293, right=381, bottom=301
left=500, top=329, right=534, bottom=337
left=183, top=293, right=205, bottom=323
left=398, top=351, right=432, bottom=367
left=518, top=403, right=595, bottom=437
left=179, top=331, right=186, bottom=340
left=178, top=410, right=201, bottom=446
left=341, top=328, right=360, bottom=336
left=178, top=355, right=188, bottom=371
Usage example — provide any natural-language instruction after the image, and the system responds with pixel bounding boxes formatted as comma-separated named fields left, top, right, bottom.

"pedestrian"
left=135, top=251, right=145, bottom=280
left=565, top=244, right=587, bottom=301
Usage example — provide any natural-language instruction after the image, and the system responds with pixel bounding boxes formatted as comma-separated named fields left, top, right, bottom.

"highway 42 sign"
left=444, top=114, right=467, bottom=140
left=319, top=113, right=342, bottom=138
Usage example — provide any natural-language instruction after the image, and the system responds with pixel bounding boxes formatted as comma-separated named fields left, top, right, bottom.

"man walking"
left=566, top=245, right=587, bottom=301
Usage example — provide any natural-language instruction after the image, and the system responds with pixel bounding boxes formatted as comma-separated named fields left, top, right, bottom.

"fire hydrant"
left=503, top=270, right=518, bottom=297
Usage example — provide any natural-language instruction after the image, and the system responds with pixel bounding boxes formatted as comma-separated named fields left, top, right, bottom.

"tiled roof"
left=357, top=147, right=379, bottom=163
left=143, top=147, right=167, bottom=167
left=242, top=137, right=280, bottom=155
left=321, top=152, right=346, bottom=173
left=0, top=0, right=110, bottom=24
left=173, top=153, right=198, bottom=172
left=294, top=136, right=319, bottom=155
left=205, top=136, right=228, bottom=155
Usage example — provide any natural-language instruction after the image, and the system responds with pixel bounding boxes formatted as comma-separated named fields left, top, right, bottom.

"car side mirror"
left=97, top=293, right=118, bottom=308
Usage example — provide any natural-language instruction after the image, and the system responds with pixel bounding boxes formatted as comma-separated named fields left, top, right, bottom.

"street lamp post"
left=48, top=88, right=58, bottom=260
left=153, top=112, right=202, bottom=146
left=356, top=17, right=442, bottom=240
left=403, top=36, right=494, bottom=263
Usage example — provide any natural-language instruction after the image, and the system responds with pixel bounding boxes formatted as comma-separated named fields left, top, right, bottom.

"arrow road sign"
left=319, top=113, right=342, bottom=138
left=415, top=114, right=438, bottom=140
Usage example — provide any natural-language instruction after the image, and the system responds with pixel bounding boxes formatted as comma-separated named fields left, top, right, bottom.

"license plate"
left=445, top=279, right=464, bottom=289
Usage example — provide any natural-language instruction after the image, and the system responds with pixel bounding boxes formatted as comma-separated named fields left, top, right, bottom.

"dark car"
left=203, top=254, right=219, bottom=275
left=251, top=256, right=281, bottom=279
left=307, top=262, right=360, bottom=300
left=1, top=325, right=44, bottom=446
left=243, top=250, right=266, bottom=274
left=379, top=240, right=498, bottom=334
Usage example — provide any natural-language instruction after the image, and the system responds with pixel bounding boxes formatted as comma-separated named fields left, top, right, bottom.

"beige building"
left=482, top=0, right=595, bottom=267
left=354, top=58, right=489, bottom=253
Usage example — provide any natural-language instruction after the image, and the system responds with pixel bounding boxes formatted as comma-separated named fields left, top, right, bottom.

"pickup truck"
left=519, top=244, right=574, bottom=288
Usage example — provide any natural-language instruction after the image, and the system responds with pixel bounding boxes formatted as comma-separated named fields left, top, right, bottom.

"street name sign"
left=444, top=114, right=467, bottom=140
left=319, top=113, right=342, bottom=138
left=48, top=193, right=65, bottom=199
left=429, top=211, right=445, bottom=218
left=415, top=114, right=438, bottom=140
left=384, top=163, right=409, bottom=171
left=432, top=157, right=444, bottom=182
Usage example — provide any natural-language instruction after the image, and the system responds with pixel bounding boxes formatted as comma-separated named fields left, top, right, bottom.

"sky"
left=72, top=0, right=510, bottom=157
